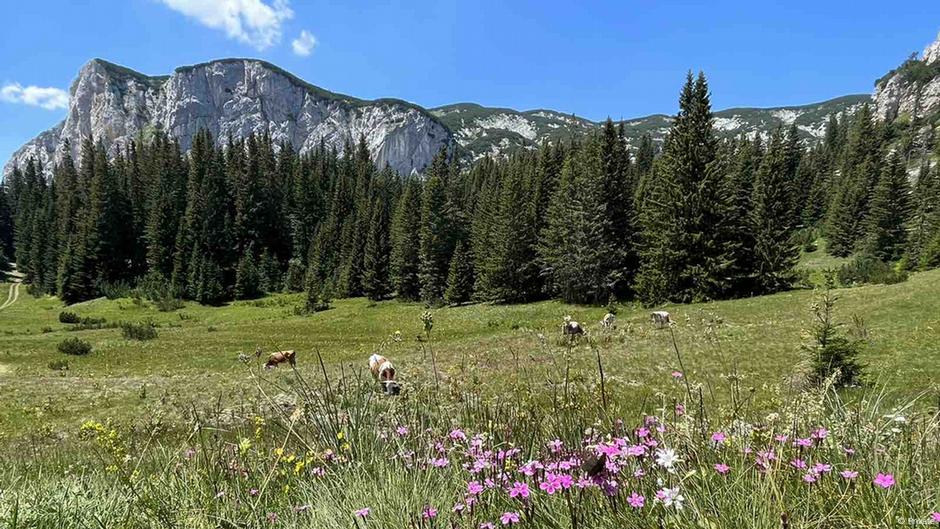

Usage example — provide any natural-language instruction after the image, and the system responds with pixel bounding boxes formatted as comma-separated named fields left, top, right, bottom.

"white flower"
left=659, top=486, right=685, bottom=510
left=655, top=448, right=680, bottom=471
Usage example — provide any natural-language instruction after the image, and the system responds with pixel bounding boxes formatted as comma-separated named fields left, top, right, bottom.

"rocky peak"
left=5, top=58, right=452, bottom=177
left=873, top=29, right=940, bottom=123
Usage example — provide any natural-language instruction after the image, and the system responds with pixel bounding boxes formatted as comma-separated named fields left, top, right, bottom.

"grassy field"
left=2, top=267, right=939, bottom=450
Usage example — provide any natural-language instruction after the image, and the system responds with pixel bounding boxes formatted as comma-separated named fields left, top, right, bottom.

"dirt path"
left=0, top=282, right=20, bottom=311
left=0, top=265, right=23, bottom=312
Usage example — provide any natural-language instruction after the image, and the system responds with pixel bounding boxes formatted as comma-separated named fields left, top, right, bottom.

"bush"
left=98, top=280, right=133, bottom=300
left=47, top=359, right=70, bottom=371
left=121, top=322, right=158, bottom=341
left=59, top=311, right=81, bottom=324
left=154, top=296, right=185, bottom=312
left=58, top=338, right=92, bottom=356
left=837, top=254, right=908, bottom=286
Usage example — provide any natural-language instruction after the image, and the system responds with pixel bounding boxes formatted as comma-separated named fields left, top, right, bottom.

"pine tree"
left=862, top=152, right=911, bottom=262
left=905, top=162, right=940, bottom=268
left=725, top=136, right=761, bottom=292
left=539, top=140, right=611, bottom=304
left=751, top=128, right=799, bottom=293
left=599, top=119, right=638, bottom=297
left=444, top=240, right=474, bottom=304
left=389, top=177, right=422, bottom=301
left=825, top=104, right=880, bottom=257
left=636, top=72, right=737, bottom=304
left=234, top=244, right=262, bottom=300
left=362, top=172, right=393, bottom=301
left=418, top=148, right=455, bottom=304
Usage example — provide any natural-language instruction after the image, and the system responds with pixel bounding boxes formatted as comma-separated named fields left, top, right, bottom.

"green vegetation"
left=56, top=337, right=92, bottom=356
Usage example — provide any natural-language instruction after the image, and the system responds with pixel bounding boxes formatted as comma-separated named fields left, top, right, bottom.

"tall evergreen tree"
left=636, top=72, right=737, bottom=304
left=751, top=128, right=799, bottom=293
left=418, top=148, right=456, bottom=304
left=390, top=177, right=422, bottom=300
left=862, top=152, right=911, bottom=262
left=444, top=240, right=474, bottom=304
left=362, top=169, right=393, bottom=301
left=825, top=104, right=881, bottom=257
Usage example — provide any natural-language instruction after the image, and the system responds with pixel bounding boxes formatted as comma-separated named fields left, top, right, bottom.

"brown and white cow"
left=369, top=353, right=401, bottom=395
left=563, top=316, right=585, bottom=337
left=256, top=347, right=297, bottom=369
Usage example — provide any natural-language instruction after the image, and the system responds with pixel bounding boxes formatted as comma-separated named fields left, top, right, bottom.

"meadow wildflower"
left=930, top=512, right=940, bottom=522
left=812, top=463, right=832, bottom=474
left=710, top=431, right=727, bottom=444
left=354, top=507, right=370, bottom=518
left=714, top=463, right=730, bottom=474
left=468, top=481, right=484, bottom=495
left=422, top=506, right=438, bottom=519
left=628, top=492, right=645, bottom=508
left=500, top=512, right=520, bottom=525
left=790, top=458, right=807, bottom=470
left=671, top=371, right=683, bottom=379
left=803, top=473, right=817, bottom=483
left=795, top=438, right=813, bottom=448
left=656, top=487, right=684, bottom=509
left=840, top=470, right=858, bottom=479
left=873, top=473, right=895, bottom=488
left=250, top=488, right=259, bottom=496
left=509, top=481, right=530, bottom=499
left=547, top=439, right=563, bottom=453
left=397, top=426, right=409, bottom=436
left=655, top=448, right=680, bottom=471
left=480, top=523, right=495, bottom=529
left=266, top=512, right=278, bottom=523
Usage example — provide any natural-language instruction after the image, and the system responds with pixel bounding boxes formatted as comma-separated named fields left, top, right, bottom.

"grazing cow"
left=369, top=353, right=401, bottom=395
left=256, top=347, right=297, bottom=369
left=651, top=311, right=672, bottom=329
left=601, top=313, right=616, bottom=329
left=562, top=316, right=584, bottom=337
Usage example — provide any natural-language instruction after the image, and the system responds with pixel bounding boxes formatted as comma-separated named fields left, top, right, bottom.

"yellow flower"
left=239, top=438, right=252, bottom=454
left=337, top=431, right=346, bottom=441
left=294, top=461, right=305, bottom=475
left=274, top=447, right=285, bottom=459
left=341, top=442, right=351, bottom=452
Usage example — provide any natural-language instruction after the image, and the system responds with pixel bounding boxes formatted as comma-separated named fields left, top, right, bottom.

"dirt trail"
left=0, top=265, right=23, bottom=312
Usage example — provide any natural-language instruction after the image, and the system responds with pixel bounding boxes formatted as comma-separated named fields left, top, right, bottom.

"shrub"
left=98, top=280, right=133, bottom=300
left=58, top=337, right=92, bottom=356
left=837, top=254, right=908, bottom=286
left=154, top=296, right=185, bottom=312
left=47, top=359, right=69, bottom=371
left=121, top=322, right=158, bottom=341
left=59, top=311, right=80, bottom=324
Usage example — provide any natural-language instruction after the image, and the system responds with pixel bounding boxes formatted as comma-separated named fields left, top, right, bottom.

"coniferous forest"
left=3, top=72, right=940, bottom=308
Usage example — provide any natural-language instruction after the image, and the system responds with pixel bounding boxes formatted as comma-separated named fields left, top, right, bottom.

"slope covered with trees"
left=3, top=73, right=938, bottom=308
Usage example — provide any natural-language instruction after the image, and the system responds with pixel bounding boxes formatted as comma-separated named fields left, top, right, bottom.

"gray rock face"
left=5, top=59, right=452, bottom=177
left=873, top=31, right=940, bottom=123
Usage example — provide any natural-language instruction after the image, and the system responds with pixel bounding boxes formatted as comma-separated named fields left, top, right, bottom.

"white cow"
left=651, top=311, right=672, bottom=329
left=601, top=313, right=616, bottom=329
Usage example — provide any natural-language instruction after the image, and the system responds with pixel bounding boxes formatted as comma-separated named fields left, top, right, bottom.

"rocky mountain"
left=873, top=31, right=940, bottom=123
left=434, top=95, right=869, bottom=161
left=4, top=58, right=452, bottom=177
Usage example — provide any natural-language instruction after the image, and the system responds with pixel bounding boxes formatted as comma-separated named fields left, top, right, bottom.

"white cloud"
left=158, top=0, right=294, bottom=50
left=291, top=30, right=317, bottom=56
left=0, top=83, right=69, bottom=110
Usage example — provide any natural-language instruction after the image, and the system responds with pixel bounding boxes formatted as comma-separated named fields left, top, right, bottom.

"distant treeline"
left=2, top=72, right=939, bottom=306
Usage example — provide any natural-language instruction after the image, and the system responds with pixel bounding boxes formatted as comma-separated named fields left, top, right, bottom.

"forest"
left=2, top=72, right=939, bottom=308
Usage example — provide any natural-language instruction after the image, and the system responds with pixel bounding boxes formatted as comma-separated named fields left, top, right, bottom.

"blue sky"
left=1, top=0, right=939, bottom=165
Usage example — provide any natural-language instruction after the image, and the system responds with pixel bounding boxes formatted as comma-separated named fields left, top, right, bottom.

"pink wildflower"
left=840, top=470, right=858, bottom=479
left=480, top=523, right=495, bottom=529
left=813, top=463, right=832, bottom=474
left=249, top=488, right=259, bottom=496
left=790, top=459, right=807, bottom=470
left=422, top=506, right=438, bottom=519
left=930, top=512, right=940, bottom=522
left=354, top=508, right=370, bottom=518
left=711, top=432, right=727, bottom=444
left=714, top=463, right=730, bottom=475
left=547, top=439, right=563, bottom=453
left=873, top=473, right=895, bottom=488
left=468, top=481, right=484, bottom=495
left=539, top=479, right=560, bottom=495
left=500, top=512, right=520, bottom=525
left=396, top=426, right=409, bottom=436
left=803, top=473, right=817, bottom=483
left=509, top=481, right=530, bottom=499
left=812, top=427, right=829, bottom=440
left=627, top=492, right=645, bottom=508
left=794, top=438, right=813, bottom=448
left=636, top=427, right=650, bottom=438
left=774, top=435, right=789, bottom=443
left=671, top=371, right=683, bottom=379
left=450, top=429, right=467, bottom=441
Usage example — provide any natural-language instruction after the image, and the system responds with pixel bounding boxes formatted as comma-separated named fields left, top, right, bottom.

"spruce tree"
left=636, top=72, right=737, bottom=304
left=905, top=162, right=940, bottom=268
left=751, top=128, right=799, bottom=293
left=234, top=244, right=262, bottom=300
left=599, top=118, right=638, bottom=297
left=362, top=176, right=393, bottom=301
left=862, top=152, right=911, bottom=262
left=389, top=177, right=422, bottom=301
left=538, top=139, right=611, bottom=304
left=418, top=148, right=455, bottom=304
left=444, top=240, right=474, bottom=304
left=825, top=104, right=880, bottom=257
